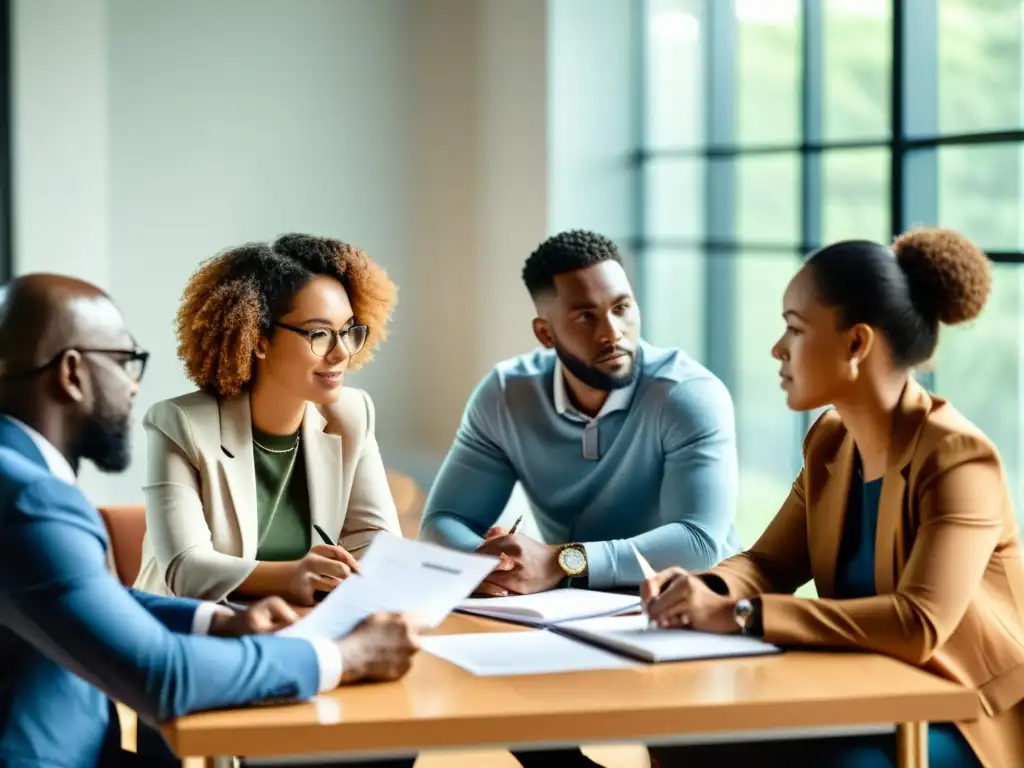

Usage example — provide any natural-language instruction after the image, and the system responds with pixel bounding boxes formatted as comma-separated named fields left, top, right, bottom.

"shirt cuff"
left=191, top=602, right=229, bottom=635
left=581, top=541, right=614, bottom=588
left=309, top=638, right=344, bottom=692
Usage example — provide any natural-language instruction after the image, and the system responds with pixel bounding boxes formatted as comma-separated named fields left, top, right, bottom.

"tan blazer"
left=134, top=388, right=402, bottom=602
left=705, top=380, right=1024, bottom=768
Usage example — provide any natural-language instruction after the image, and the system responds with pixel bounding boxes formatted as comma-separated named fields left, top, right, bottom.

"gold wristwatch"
left=557, top=543, right=587, bottom=577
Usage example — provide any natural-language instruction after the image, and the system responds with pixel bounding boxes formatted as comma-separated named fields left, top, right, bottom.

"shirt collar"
left=553, top=358, right=638, bottom=422
left=6, top=416, right=77, bottom=486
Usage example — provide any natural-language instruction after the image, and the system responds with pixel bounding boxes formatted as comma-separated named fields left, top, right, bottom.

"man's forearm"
left=583, top=521, right=720, bottom=589
left=419, top=511, right=485, bottom=550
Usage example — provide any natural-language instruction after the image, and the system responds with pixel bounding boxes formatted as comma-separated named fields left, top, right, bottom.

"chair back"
left=386, top=469, right=425, bottom=538
left=97, top=504, right=147, bottom=586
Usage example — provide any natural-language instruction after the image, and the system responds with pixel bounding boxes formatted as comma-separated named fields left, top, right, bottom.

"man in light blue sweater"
left=421, top=229, right=740, bottom=599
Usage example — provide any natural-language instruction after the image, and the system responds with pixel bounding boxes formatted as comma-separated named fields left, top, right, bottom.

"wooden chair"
left=386, top=468, right=426, bottom=538
left=97, top=503, right=147, bottom=586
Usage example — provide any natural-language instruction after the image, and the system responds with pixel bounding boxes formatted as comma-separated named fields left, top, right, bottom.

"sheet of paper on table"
left=421, top=630, right=641, bottom=676
left=277, top=534, right=499, bottom=641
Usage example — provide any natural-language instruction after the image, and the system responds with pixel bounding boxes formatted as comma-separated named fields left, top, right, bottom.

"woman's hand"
left=284, top=545, right=360, bottom=605
left=641, top=566, right=738, bottom=634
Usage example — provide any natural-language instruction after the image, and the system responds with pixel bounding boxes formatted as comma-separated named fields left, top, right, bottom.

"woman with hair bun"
left=645, top=229, right=1024, bottom=767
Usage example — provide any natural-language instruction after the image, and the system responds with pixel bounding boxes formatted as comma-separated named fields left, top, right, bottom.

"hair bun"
left=892, top=227, right=991, bottom=325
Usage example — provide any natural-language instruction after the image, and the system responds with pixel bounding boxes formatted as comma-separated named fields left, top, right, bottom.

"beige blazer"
left=705, top=380, right=1024, bottom=768
left=134, top=387, right=402, bottom=602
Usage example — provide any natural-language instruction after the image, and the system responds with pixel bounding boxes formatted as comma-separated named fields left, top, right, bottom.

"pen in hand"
left=630, top=542, right=658, bottom=629
left=312, top=524, right=360, bottom=576
left=313, top=524, right=334, bottom=546
left=507, top=515, right=524, bottom=535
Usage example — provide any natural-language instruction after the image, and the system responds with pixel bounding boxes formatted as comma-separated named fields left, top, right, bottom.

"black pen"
left=313, top=524, right=334, bottom=546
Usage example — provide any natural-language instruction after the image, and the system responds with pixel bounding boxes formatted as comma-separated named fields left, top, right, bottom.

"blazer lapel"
left=302, top=405, right=344, bottom=542
left=874, top=379, right=933, bottom=594
left=812, top=429, right=855, bottom=597
left=218, top=395, right=259, bottom=558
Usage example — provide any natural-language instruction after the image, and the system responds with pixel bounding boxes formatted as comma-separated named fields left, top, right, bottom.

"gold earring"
left=848, top=358, right=859, bottom=381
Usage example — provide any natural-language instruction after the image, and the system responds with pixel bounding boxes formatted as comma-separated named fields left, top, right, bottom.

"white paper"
left=557, top=613, right=782, bottom=662
left=456, top=588, right=641, bottom=625
left=421, top=630, right=640, bottom=676
left=277, top=535, right=499, bottom=640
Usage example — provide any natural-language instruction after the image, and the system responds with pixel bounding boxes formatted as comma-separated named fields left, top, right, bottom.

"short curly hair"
left=521, top=229, right=622, bottom=298
left=176, top=233, right=397, bottom=398
left=806, top=227, right=991, bottom=369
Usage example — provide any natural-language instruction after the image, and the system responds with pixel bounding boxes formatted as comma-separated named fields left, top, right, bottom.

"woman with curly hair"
left=644, top=228, right=1024, bottom=768
left=134, top=233, right=403, bottom=606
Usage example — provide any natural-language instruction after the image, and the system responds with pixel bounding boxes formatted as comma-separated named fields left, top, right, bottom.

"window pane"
left=822, top=0, right=891, bottom=140
left=823, top=148, right=890, bottom=244
left=645, top=158, right=704, bottom=241
left=938, top=144, right=1023, bottom=252
left=645, top=0, right=704, bottom=149
left=939, top=0, right=1024, bottom=134
left=737, top=154, right=800, bottom=244
left=936, top=263, right=1024, bottom=522
left=735, top=252, right=803, bottom=549
left=641, top=248, right=705, bottom=362
left=735, top=0, right=801, bottom=145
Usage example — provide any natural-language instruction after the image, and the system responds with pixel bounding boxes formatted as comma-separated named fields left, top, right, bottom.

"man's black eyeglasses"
left=1, top=348, right=149, bottom=382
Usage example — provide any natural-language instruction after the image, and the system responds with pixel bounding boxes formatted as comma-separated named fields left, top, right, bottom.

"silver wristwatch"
left=733, top=598, right=755, bottom=635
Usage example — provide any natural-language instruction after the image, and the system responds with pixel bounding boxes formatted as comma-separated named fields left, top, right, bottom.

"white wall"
left=13, top=0, right=110, bottom=289
left=12, top=0, right=634, bottom=504
left=15, top=0, right=414, bottom=502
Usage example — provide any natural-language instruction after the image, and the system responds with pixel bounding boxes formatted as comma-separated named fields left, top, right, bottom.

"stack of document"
left=425, top=592, right=781, bottom=676
left=277, top=534, right=498, bottom=640
left=456, top=588, right=640, bottom=626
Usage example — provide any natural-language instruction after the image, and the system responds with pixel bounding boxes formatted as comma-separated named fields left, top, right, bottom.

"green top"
left=252, top=425, right=311, bottom=562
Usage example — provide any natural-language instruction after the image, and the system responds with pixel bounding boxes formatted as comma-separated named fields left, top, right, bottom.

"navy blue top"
left=834, top=464, right=883, bottom=600
left=829, top=458, right=980, bottom=767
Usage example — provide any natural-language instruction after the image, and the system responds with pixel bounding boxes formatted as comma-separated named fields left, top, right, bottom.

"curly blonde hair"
left=176, top=233, right=397, bottom=398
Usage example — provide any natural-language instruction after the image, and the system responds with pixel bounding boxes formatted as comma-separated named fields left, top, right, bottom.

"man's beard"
left=554, top=342, right=637, bottom=392
left=76, top=397, right=132, bottom=473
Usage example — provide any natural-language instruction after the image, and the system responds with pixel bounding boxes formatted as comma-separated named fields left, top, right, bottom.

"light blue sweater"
left=420, top=340, right=741, bottom=588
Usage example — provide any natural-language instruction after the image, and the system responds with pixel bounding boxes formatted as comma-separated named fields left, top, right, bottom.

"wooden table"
left=161, top=614, right=980, bottom=768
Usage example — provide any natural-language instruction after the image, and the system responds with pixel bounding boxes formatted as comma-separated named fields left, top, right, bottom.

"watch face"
left=734, top=598, right=753, bottom=627
left=560, top=546, right=586, bottom=573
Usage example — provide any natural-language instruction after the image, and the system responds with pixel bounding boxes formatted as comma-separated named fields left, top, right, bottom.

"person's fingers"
left=640, top=576, right=660, bottom=606
left=333, top=547, right=361, bottom=573
left=313, top=545, right=361, bottom=573
left=646, top=575, right=692, bottom=620
left=484, top=526, right=508, bottom=539
left=472, top=579, right=509, bottom=597
left=658, top=611, right=691, bottom=629
left=261, top=597, right=300, bottom=628
left=310, top=574, right=341, bottom=592
left=651, top=597, right=695, bottom=628
left=482, top=568, right=523, bottom=592
left=492, top=553, right=516, bottom=572
left=310, top=554, right=352, bottom=580
left=475, top=536, right=522, bottom=558
left=649, top=567, right=688, bottom=591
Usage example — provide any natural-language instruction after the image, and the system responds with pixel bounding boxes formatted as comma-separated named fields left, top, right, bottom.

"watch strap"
left=748, top=597, right=764, bottom=637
